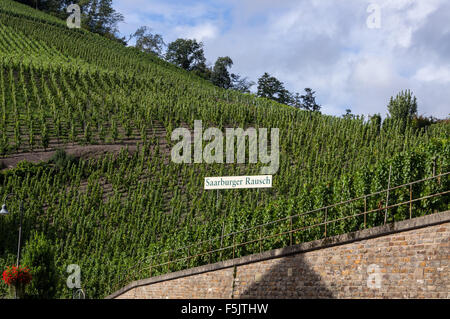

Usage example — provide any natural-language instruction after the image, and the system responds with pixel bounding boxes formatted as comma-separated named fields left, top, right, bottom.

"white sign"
left=204, top=175, right=272, bottom=190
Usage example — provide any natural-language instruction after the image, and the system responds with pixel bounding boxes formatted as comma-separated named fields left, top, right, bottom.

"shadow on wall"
left=236, top=248, right=335, bottom=299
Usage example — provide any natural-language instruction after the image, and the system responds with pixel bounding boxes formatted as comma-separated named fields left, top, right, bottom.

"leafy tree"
left=256, top=72, right=292, bottom=104
left=230, top=74, right=255, bottom=93
left=84, top=0, right=124, bottom=39
left=387, top=89, right=418, bottom=133
left=299, top=88, right=321, bottom=112
left=191, top=61, right=212, bottom=81
left=211, top=57, right=233, bottom=89
left=292, top=92, right=302, bottom=108
left=342, top=108, right=354, bottom=119
left=257, top=72, right=282, bottom=100
left=21, top=232, right=59, bottom=299
left=277, top=88, right=293, bottom=105
left=165, top=39, right=206, bottom=71
left=257, top=72, right=296, bottom=105
left=130, top=26, right=165, bottom=57
left=411, top=115, right=438, bottom=131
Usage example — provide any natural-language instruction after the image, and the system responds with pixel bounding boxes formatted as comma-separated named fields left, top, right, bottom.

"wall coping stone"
left=106, top=210, right=449, bottom=299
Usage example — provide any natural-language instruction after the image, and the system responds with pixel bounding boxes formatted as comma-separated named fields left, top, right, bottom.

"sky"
left=113, top=0, right=450, bottom=119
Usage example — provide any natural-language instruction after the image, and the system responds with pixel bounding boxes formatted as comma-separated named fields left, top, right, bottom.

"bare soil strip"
left=0, top=142, right=139, bottom=169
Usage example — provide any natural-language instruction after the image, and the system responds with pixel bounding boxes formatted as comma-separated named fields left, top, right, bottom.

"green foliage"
left=165, top=38, right=206, bottom=71
left=299, top=88, right=321, bottom=112
left=49, top=149, right=77, bottom=170
left=211, top=56, right=233, bottom=89
left=21, top=232, right=59, bottom=299
left=130, top=26, right=165, bottom=57
left=257, top=72, right=289, bottom=104
left=387, top=90, right=418, bottom=133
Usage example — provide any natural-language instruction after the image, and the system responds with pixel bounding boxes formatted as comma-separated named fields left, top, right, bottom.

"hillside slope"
left=0, top=0, right=448, bottom=298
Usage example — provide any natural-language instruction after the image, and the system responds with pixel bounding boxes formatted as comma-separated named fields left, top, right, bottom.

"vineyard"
left=0, top=0, right=448, bottom=299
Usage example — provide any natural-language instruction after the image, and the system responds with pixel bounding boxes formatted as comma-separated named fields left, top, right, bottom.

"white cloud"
left=174, top=22, right=219, bottom=41
left=414, top=65, right=450, bottom=83
left=114, top=0, right=450, bottom=118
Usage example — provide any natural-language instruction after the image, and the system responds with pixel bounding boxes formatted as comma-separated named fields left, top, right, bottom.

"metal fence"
left=112, top=171, right=449, bottom=293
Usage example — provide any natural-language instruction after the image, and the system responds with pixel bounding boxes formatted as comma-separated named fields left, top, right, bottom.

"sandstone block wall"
left=111, top=212, right=449, bottom=299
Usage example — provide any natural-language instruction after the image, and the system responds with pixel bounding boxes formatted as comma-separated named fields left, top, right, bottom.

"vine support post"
left=324, top=207, right=327, bottom=237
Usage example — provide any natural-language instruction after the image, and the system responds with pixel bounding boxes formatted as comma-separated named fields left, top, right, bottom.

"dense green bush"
left=21, top=232, right=59, bottom=299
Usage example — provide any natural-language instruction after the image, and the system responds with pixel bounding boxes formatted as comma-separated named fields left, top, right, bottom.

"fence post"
left=220, top=221, right=225, bottom=260
left=168, top=252, right=171, bottom=272
left=409, top=183, right=412, bottom=219
left=324, top=207, right=327, bottom=237
left=364, top=195, right=367, bottom=228
left=187, top=246, right=190, bottom=266
left=433, top=157, right=436, bottom=177
left=232, top=234, right=235, bottom=259
left=289, top=216, right=293, bottom=246
left=438, top=157, right=441, bottom=185
left=259, top=225, right=262, bottom=253
left=209, top=240, right=212, bottom=264
left=149, top=257, right=152, bottom=278
left=384, top=165, right=392, bottom=225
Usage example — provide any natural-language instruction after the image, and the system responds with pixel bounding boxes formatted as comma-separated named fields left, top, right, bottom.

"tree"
left=342, top=108, right=354, bottom=119
left=84, top=0, right=124, bottom=39
left=292, top=92, right=302, bottom=108
left=257, top=73, right=282, bottom=100
left=299, top=88, right=321, bottom=112
left=21, top=232, right=59, bottom=299
left=256, top=72, right=292, bottom=104
left=387, top=89, right=418, bottom=132
left=411, top=115, right=438, bottom=131
left=277, top=88, right=293, bottom=105
left=130, top=26, right=165, bottom=57
left=211, top=57, right=233, bottom=89
left=165, top=39, right=206, bottom=71
left=230, top=74, right=255, bottom=93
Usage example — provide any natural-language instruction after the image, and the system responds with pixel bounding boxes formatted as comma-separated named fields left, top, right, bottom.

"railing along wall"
left=111, top=171, right=449, bottom=294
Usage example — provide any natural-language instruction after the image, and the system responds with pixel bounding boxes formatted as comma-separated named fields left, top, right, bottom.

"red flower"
left=2, top=266, right=32, bottom=286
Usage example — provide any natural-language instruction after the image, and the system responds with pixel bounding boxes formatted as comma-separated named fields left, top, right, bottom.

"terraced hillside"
left=0, top=0, right=448, bottom=298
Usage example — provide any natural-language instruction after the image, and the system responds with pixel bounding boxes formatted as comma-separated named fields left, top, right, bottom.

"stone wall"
left=109, top=211, right=449, bottom=299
